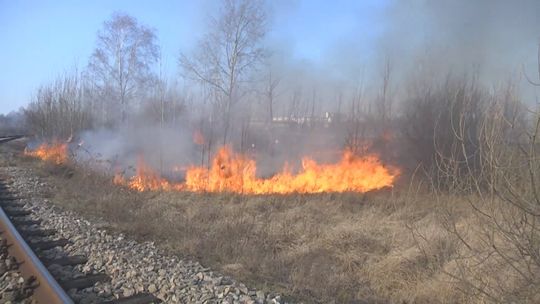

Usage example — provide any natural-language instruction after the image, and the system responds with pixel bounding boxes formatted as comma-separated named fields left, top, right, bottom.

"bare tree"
left=88, top=12, right=159, bottom=125
left=25, top=69, right=93, bottom=139
left=179, top=0, right=267, bottom=144
left=375, top=56, right=393, bottom=126
left=345, top=76, right=367, bottom=154
left=523, top=41, right=540, bottom=86
left=288, top=88, right=302, bottom=119
left=264, top=69, right=281, bottom=123
left=143, top=78, right=186, bottom=126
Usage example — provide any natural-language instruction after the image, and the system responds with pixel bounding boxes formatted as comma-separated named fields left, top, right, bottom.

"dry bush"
left=24, top=70, right=94, bottom=139
left=409, top=81, right=540, bottom=302
left=400, top=75, right=494, bottom=186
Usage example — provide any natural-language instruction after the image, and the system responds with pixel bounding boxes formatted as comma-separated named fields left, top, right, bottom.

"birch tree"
left=179, top=0, right=267, bottom=144
left=88, top=12, right=159, bottom=125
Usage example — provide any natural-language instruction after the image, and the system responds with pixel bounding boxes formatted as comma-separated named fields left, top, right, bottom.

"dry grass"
left=8, top=150, right=534, bottom=303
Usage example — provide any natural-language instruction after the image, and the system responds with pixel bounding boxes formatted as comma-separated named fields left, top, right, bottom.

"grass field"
left=5, top=144, right=537, bottom=303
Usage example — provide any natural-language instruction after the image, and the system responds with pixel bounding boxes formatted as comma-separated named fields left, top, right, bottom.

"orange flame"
left=113, top=157, right=184, bottom=192
left=24, top=142, right=68, bottom=165
left=115, top=146, right=399, bottom=194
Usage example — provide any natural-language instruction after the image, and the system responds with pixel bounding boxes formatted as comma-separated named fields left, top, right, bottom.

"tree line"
left=23, top=0, right=539, bottom=180
left=25, top=1, right=268, bottom=143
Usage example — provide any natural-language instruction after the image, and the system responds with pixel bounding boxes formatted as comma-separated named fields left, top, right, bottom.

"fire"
left=113, top=158, right=184, bottom=192
left=24, top=141, right=68, bottom=164
left=185, top=147, right=257, bottom=192
left=186, top=147, right=398, bottom=194
left=115, top=146, right=399, bottom=194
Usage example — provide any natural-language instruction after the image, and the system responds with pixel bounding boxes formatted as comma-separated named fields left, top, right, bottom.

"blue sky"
left=0, top=0, right=390, bottom=114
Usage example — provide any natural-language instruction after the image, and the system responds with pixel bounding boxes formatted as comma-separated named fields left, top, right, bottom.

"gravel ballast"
left=1, top=165, right=284, bottom=304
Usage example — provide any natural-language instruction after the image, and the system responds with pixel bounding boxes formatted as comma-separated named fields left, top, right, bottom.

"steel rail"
left=0, top=205, right=74, bottom=304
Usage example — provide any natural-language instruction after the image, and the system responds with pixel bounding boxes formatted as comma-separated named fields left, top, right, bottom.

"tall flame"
left=114, top=146, right=399, bottom=194
left=24, top=142, right=68, bottom=165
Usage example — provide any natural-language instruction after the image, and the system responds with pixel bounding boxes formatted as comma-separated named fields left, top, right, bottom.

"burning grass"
left=114, top=146, right=400, bottom=194
left=23, top=139, right=400, bottom=195
left=23, top=141, right=68, bottom=165
left=9, top=142, right=536, bottom=303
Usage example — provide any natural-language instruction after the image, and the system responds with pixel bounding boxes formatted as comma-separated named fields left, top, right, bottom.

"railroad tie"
left=11, top=218, right=41, bottom=226
left=4, top=209, right=32, bottom=216
left=19, top=228, right=56, bottom=237
left=0, top=196, right=26, bottom=201
left=42, top=255, right=88, bottom=267
left=31, top=238, right=70, bottom=250
left=59, top=273, right=110, bottom=290
left=101, top=293, right=162, bottom=304
left=0, top=200, right=26, bottom=207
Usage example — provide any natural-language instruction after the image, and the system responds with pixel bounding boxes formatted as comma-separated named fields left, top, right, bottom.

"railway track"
left=0, top=178, right=160, bottom=304
left=0, top=135, right=158, bottom=303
